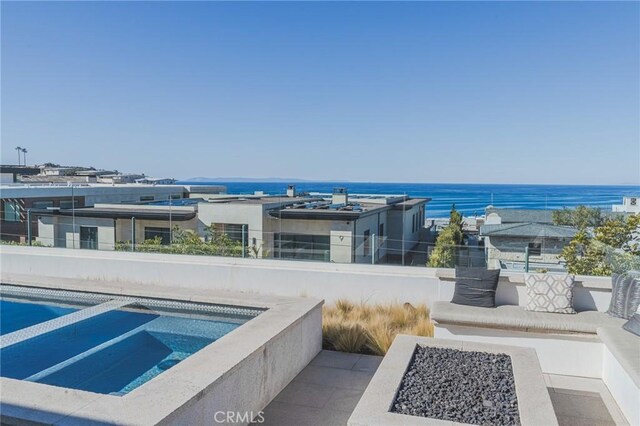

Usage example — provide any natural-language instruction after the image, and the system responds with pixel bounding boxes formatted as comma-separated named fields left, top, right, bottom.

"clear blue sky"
left=2, top=1, right=639, bottom=184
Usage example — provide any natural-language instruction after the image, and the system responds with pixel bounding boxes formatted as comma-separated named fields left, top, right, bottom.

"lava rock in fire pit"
left=391, top=345, right=520, bottom=425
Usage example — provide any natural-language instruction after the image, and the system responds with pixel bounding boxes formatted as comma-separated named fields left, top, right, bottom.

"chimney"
left=332, top=187, right=348, bottom=205
left=286, top=185, right=296, bottom=198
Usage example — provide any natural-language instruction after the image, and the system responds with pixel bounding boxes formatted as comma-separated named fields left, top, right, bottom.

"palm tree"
left=14, top=146, right=23, bottom=165
left=21, top=148, right=28, bottom=165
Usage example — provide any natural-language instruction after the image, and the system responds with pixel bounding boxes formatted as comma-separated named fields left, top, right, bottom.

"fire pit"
left=348, top=336, right=558, bottom=426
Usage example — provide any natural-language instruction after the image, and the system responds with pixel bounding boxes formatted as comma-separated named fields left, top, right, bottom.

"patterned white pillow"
left=524, top=273, right=576, bottom=314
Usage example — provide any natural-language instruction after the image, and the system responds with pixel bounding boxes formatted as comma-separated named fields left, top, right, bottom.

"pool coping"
left=348, top=335, right=559, bottom=426
left=0, top=274, right=323, bottom=425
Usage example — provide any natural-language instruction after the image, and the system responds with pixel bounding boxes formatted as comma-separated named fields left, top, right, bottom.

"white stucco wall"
left=0, top=246, right=613, bottom=311
left=386, top=205, right=423, bottom=255
left=197, top=203, right=265, bottom=254
left=36, top=217, right=115, bottom=250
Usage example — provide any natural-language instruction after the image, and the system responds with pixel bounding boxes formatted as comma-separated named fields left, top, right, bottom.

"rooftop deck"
left=260, top=350, right=628, bottom=426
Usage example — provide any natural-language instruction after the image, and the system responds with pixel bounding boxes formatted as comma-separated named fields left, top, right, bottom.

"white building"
left=35, top=186, right=430, bottom=265
left=1, top=183, right=225, bottom=243
left=613, top=196, right=640, bottom=214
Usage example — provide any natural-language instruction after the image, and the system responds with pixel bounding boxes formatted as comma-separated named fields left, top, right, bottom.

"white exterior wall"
left=0, top=246, right=613, bottom=311
left=386, top=204, right=423, bottom=255
left=197, top=203, right=265, bottom=255
left=36, top=217, right=55, bottom=246
left=612, top=196, right=640, bottom=214
left=36, top=217, right=115, bottom=250
left=354, top=212, right=387, bottom=264
left=485, top=212, right=502, bottom=224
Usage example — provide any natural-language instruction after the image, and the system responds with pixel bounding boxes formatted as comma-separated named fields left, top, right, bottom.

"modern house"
left=1, top=183, right=224, bottom=243
left=480, top=207, right=577, bottom=271
left=37, top=202, right=199, bottom=250
left=34, top=186, right=430, bottom=265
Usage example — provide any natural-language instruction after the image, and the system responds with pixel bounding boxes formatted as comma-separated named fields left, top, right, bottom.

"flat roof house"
left=197, top=187, right=429, bottom=264
left=1, top=183, right=224, bottom=243
left=34, top=186, right=430, bottom=265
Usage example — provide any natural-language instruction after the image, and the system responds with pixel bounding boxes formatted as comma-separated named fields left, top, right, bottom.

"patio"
left=259, top=350, right=628, bottom=426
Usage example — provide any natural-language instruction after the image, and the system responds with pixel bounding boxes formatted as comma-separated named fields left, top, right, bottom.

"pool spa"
left=0, top=280, right=322, bottom=425
left=1, top=285, right=262, bottom=396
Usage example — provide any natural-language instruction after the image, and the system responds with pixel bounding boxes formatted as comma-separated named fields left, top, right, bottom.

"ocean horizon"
left=177, top=181, right=640, bottom=218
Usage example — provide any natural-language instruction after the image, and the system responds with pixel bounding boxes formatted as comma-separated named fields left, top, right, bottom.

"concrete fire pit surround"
left=348, top=335, right=558, bottom=426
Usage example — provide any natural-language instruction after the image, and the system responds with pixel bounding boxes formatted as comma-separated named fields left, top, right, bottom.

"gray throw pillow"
left=451, top=267, right=501, bottom=308
left=607, top=272, right=640, bottom=319
left=524, top=273, right=576, bottom=314
left=622, top=305, right=640, bottom=337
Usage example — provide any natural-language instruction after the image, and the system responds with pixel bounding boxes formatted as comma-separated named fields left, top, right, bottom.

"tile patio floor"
left=258, top=350, right=628, bottom=426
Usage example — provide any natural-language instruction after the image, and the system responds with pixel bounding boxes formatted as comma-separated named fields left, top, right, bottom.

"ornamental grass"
left=322, top=300, right=434, bottom=356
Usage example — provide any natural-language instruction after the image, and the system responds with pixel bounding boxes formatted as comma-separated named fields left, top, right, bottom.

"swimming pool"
left=0, top=285, right=263, bottom=396
left=1, top=299, right=79, bottom=335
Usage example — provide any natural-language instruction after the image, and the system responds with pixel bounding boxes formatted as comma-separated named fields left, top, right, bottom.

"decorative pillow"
left=451, top=267, right=501, bottom=308
left=524, top=273, right=576, bottom=314
left=607, top=272, right=640, bottom=319
left=622, top=305, right=640, bottom=337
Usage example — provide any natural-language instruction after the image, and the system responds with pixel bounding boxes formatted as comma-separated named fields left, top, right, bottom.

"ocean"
left=177, top=181, right=639, bottom=218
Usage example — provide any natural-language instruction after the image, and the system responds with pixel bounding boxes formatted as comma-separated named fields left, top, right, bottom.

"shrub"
left=322, top=301, right=433, bottom=356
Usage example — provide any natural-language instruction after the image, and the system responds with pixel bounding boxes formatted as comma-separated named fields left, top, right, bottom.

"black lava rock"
left=391, top=346, right=521, bottom=425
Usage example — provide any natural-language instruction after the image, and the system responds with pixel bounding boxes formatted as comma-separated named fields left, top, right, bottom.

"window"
left=60, top=199, right=80, bottom=209
left=144, top=227, right=171, bottom=245
left=363, top=230, right=371, bottom=255
left=527, top=242, right=542, bottom=256
left=170, top=194, right=182, bottom=200
left=223, top=224, right=248, bottom=244
left=80, top=226, right=98, bottom=249
left=140, top=196, right=154, bottom=202
left=32, top=201, right=54, bottom=209
left=3, top=201, right=21, bottom=222
left=274, top=233, right=330, bottom=261
left=379, top=223, right=384, bottom=238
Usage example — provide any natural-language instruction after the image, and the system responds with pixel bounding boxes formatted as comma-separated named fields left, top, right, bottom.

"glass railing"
left=6, top=227, right=638, bottom=276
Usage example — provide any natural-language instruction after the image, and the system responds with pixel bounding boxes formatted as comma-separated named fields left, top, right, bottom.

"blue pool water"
left=0, top=290, right=258, bottom=396
left=0, top=299, right=78, bottom=335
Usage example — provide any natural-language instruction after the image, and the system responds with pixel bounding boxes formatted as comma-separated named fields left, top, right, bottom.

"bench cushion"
left=597, top=326, right=640, bottom=387
left=431, top=301, right=625, bottom=334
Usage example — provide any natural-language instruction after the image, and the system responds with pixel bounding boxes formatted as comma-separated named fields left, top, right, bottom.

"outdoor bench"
left=431, top=301, right=640, bottom=425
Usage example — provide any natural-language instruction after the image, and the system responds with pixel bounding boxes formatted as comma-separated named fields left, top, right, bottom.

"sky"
left=1, top=1, right=639, bottom=185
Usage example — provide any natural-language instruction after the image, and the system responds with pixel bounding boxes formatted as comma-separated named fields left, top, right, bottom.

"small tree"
left=561, top=214, right=640, bottom=276
left=428, top=226, right=458, bottom=268
left=552, top=206, right=604, bottom=230
left=449, top=204, right=464, bottom=245
left=428, top=204, right=464, bottom=267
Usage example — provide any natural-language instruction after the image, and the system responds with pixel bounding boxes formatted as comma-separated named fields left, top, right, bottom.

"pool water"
left=0, top=299, right=78, bottom=335
left=0, top=287, right=261, bottom=396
